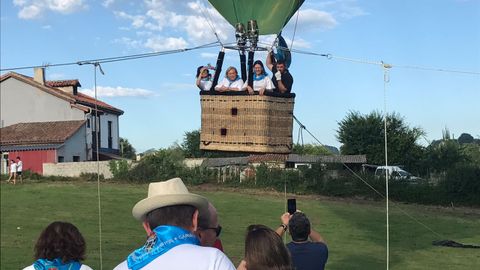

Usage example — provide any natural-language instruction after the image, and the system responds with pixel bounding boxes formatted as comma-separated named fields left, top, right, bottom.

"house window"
left=73, top=156, right=80, bottom=162
left=58, top=156, right=64, bottom=163
left=108, top=121, right=113, bottom=149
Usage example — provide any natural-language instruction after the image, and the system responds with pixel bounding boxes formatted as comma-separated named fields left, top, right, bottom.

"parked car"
left=375, top=166, right=421, bottom=181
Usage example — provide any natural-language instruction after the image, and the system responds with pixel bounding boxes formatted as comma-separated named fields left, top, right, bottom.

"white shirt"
left=242, top=76, right=274, bottom=91
left=198, top=78, right=213, bottom=91
left=10, top=163, right=17, bottom=173
left=215, top=77, right=244, bottom=91
left=17, top=160, right=23, bottom=172
left=114, top=244, right=236, bottom=270
left=23, top=264, right=93, bottom=270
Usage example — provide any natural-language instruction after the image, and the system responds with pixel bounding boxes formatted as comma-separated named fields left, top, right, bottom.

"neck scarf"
left=127, top=225, right=200, bottom=270
left=253, top=73, right=267, bottom=81
left=227, top=75, right=240, bottom=83
left=33, top=258, right=81, bottom=270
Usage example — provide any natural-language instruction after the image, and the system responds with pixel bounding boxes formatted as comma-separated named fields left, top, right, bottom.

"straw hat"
left=132, top=178, right=208, bottom=221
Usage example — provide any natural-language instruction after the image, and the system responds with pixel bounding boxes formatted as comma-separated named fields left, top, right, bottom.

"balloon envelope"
left=208, top=0, right=304, bottom=35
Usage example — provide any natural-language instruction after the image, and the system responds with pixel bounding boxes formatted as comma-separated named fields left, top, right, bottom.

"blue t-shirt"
left=287, top=241, right=328, bottom=270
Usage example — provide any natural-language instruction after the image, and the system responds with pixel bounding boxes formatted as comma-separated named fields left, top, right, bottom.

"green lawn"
left=1, top=181, right=479, bottom=270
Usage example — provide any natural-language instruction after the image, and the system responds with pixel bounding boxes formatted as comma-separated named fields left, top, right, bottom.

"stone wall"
left=43, top=161, right=113, bottom=179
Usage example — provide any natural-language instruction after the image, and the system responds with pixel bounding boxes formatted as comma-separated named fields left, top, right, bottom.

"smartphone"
left=287, top=198, right=296, bottom=214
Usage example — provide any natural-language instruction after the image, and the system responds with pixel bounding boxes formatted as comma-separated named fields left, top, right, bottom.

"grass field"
left=1, top=181, right=479, bottom=270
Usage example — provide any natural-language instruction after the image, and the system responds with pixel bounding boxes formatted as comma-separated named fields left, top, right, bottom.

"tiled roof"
left=1, top=72, right=123, bottom=115
left=202, top=157, right=249, bottom=167
left=287, top=154, right=367, bottom=164
left=0, top=121, right=86, bottom=146
left=248, top=154, right=288, bottom=163
left=45, top=80, right=81, bottom=87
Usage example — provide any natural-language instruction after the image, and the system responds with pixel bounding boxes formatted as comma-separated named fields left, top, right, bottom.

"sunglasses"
left=203, top=225, right=222, bottom=237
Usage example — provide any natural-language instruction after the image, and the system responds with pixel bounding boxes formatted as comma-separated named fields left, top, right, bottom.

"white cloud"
left=102, top=0, right=115, bottom=8
left=42, top=24, right=52, bottom=29
left=200, top=52, right=217, bottom=59
left=80, top=86, right=157, bottom=98
left=113, top=37, right=142, bottom=49
left=312, top=0, right=368, bottom=19
left=18, top=5, right=42, bottom=19
left=14, top=0, right=87, bottom=19
left=144, top=37, right=188, bottom=51
left=296, top=9, right=338, bottom=31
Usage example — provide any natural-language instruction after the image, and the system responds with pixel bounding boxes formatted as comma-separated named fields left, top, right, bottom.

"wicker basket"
left=200, top=92, right=294, bottom=153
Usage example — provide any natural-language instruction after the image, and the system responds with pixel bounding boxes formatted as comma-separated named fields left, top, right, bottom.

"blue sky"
left=1, top=0, right=479, bottom=152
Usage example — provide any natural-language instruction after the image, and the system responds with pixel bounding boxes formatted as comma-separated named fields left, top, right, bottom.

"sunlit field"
left=1, top=181, right=479, bottom=269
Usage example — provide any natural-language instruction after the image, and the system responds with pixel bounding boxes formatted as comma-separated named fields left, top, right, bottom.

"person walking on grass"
left=7, top=159, right=16, bottom=184
left=276, top=212, right=329, bottom=270
left=114, top=177, right=236, bottom=270
left=16, top=156, right=23, bottom=183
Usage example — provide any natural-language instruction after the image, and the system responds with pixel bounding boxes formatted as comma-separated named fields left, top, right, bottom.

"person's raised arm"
left=275, top=212, right=291, bottom=236
left=196, top=67, right=207, bottom=89
left=266, top=51, right=274, bottom=72
left=309, top=227, right=326, bottom=244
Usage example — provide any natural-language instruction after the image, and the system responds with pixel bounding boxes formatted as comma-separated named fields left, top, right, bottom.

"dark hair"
left=288, top=212, right=311, bottom=242
left=244, top=224, right=293, bottom=270
left=276, top=60, right=286, bottom=66
left=253, top=60, right=267, bottom=75
left=34, top=221, right=86, bottom=263
left=196, top=66, right=210, bottom=78
left=16, top=156, right=21, bottom=160
left=146, top=204, right=196, bottom=230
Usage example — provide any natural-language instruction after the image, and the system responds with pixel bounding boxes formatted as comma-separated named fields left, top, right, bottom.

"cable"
left=292, top=114, right=447, bottom=241
left=200, top=0, right=223, bottom=46
left=0, top=42, right=221, bottom=72
left=290, top=9, right=301, bottom=51
left=383, top=65, right=390, bottom=270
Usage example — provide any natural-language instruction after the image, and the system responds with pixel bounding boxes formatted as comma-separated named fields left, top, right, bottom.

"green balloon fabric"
left=208, top=0, right=304, bottom=35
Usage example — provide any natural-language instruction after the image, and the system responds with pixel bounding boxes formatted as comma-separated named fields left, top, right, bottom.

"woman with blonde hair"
left=215, top=66, right=244, bottom=92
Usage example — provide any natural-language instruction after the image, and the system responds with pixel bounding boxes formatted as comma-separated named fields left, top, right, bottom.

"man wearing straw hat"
left=114, top=178, right=236, bottom=270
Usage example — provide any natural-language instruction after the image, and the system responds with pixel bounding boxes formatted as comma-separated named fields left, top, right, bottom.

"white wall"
left=99, top=113, right=120, bottom=150
left=43, top=161, right=114, bottom=179
left=56, top=125, right=87, bottom=162
left=0, top=78, right=85, bottom=127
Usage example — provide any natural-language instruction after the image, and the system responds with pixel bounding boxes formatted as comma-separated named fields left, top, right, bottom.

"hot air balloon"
left=199, top=0, right=303, bottom=154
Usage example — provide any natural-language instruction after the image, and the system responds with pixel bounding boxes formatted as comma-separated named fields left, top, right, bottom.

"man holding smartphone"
left=276, top=211, right=329, bottom=270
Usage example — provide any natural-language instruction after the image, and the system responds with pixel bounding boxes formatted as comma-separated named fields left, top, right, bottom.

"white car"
left=375, top=166, right=421, bottom=181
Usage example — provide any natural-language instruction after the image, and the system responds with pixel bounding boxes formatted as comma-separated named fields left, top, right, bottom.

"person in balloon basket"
left=215, top=66, right=244, bottom=92
left=114, top=177, right=236, bottom=270
left=196, top=65, right=213, bottom=91
left=276, top=212, right=328, bottom=270
left=266, top=51, right=294, bottom=94
left=242, top=60, right=274, bottom=95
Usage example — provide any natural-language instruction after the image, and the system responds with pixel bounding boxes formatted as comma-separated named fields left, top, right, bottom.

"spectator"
left=196, top=202, right=224, bottom=251
left=7, top=159, right=16, bottom=184
left=196, top=66, right=213, bottom=91
left=242, top=60, right=273, bottom=95
left=16, top=156, right=23, bottom=183
left=215, top=67, right=244, bottom=92
left=276, top=212, right=328, bottom=270
left=266, top=51, right=293, bottom=94
left=237, top=224, right=293, bottom=270
left=114, top=178, right=235, bottom=270
left=23, top=221, right=93, bottom=270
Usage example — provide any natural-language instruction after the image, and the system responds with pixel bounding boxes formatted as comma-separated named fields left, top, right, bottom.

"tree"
left=181, top=130, right=202, bottom=158
left=458, top=133, right=474, bottom=144
left=336, top=111, right=425, bottom=173
left=292, top=143, right=333, bottom=155
left=119, top=137, right=136, bottom=159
